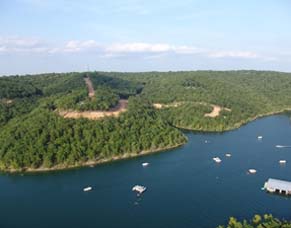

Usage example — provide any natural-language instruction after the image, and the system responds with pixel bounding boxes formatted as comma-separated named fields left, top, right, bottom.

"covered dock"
left=264, top=178, right=291, bottom=195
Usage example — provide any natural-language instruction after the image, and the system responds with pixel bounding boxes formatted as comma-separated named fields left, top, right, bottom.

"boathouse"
left=264, top=178, right=291, bottom=195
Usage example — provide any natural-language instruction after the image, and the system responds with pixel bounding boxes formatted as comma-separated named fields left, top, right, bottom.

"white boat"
left=213, top=157, right=222, bottom=163
left=225, top=153, right=231, bottom=157
left=83, top=186, right=92, bottom=192
left=132, top=185, right=147, bottom=194
left=279, top=160, right=287, bottom=164
left=248, top=169, right=257, bottom=174
left=276, top=145, right=291, bottom=148
left=257, top=136, right=263, bottom=140
left=142, top=162, right=149, bottom=167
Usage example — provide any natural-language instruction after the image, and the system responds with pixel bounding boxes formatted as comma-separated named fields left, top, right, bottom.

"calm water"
left=1, top=115, right=291, bottom=228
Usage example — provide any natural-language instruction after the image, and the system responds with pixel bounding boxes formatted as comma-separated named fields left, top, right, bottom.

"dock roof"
left=265, top=178, right=291, bottom=191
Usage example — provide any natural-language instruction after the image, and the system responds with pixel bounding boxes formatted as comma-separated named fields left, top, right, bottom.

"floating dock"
left=264, top=178, right=291, bottom=195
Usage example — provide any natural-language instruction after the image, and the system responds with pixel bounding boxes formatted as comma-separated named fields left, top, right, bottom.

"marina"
left=1, top=115, right=291, bottom=228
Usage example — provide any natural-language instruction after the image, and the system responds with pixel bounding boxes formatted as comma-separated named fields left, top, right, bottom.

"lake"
left=1, top=115, right=291, bottom=228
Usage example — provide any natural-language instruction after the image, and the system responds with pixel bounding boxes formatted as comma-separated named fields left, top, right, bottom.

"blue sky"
left=0, top=0, right=291, bottom=75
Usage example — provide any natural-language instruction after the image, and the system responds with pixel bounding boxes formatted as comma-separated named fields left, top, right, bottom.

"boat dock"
left=264, top=178, right=291, bottom=195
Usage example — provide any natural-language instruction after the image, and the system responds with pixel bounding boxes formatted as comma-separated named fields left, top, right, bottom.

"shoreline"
left=174, top=108, right=291, bottom=133
left=2, top=108, right=291, bottom=174
left=3, top=141, right=187, bottom=174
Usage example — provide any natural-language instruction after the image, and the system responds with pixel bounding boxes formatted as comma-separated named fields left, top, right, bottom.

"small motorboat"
left=132, top=185, right=147, bottom=194
left=248, top=169, right=257, bottom=174
left=83, top=186, right=92, bottom=192
left=225, top=153, right=231, bottom=157
left=257, top=136, right=263, bottom=140
left=142, top=162, right=149, bottom=167
left=276, top=145, right=291, bottom=148
left=213, top=157, right=222, bottom=163
left=279, top=160, right=287, bottom=164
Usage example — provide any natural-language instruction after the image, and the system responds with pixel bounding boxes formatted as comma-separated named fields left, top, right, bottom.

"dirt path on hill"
left=204, top=105, right=231, bottom=117
left=153, top=102, right=231, bottom=118
left=58, top=77, right=128, bottom=120
left=84, top=77, right=95, bottom=97
left=59, top=99, right=128, bottom=120
left=204, top=105, right=222, bottom=117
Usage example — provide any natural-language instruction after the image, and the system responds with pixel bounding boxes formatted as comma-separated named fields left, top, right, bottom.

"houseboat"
left=264, top=178, right=291, bottom=195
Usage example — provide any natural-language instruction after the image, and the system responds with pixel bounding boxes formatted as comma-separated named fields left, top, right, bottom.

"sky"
left=0, top=0, right=291, bottom=75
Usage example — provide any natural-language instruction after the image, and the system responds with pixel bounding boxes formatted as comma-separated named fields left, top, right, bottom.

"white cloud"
left=104, top=42, right=202, bottom=55
left=0, top=36, right=272, bottom=62
left=105, top=43, right=171, bottom=53
left=63, top=40, right=99, bottom=53
left=208, top=51, right=258, bottom=59
left=0, top=36, right=48, bottom=53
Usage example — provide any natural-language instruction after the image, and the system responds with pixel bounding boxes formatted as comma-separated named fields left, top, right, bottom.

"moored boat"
left=248, top=169, right=257, bottom=174
left=213, top=157, right=222, bottom=163
left=132, top=185, right=147, bottom=194
left=83, top=186, right=92, bottom=192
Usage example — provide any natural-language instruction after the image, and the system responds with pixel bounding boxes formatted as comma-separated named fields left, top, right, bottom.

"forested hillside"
left=0, top=70, right=291, bottom=171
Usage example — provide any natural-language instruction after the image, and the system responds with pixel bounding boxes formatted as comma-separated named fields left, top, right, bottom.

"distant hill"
left=1, top=70, right=291, bottom=172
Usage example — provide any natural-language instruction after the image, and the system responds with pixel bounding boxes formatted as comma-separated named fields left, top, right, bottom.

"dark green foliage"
left=0, top=98, right=38, bottom=127
left=0, top=97, right=186, bottom=170
left=1, top=70, right=291, bottom=170
left=135, top=71, right=291, bottom=131
left=218, top=214, right=291, bottom=228
left=88, top=72, right=144, bottom=98
left=55, top=87, right=119, bottom=111
left=0, top=77, right=41, bottom=98
left=24, top=73, right=85, bottom=95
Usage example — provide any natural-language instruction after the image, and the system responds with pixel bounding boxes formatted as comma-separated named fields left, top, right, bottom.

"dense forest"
left=1, top=70, right=291, bottom=171
left=218, top=214, right=291, bottom=228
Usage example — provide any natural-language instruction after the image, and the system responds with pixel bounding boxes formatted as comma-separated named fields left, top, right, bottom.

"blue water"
left=1, top=115, right=291, bottom=228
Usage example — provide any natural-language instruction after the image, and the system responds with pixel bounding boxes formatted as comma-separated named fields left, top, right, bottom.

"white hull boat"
left=248, top=169, right=257, bottom=174
left=83, top=186, right=92, bottom=192
left=213, top=157, right=222, bottom=163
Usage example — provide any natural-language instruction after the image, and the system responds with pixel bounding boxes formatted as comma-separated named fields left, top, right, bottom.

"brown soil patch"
left=59, top=99, right=128, bottom=120
left=0, top=99, right=13, bottom=105
left=153, top=101, right=231, bottom=118
left=204, top=105, right=231, bottom=118
left=153, top=102, right=183, bottom=109
left=84, top=77, right=95, bottom=97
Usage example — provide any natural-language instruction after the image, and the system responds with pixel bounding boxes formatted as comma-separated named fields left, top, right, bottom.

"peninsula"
left=1, top=70, right=291, bottom=172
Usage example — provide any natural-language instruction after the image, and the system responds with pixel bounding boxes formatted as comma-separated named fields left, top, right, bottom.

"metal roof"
left=265, top=178, right=291, bottom=191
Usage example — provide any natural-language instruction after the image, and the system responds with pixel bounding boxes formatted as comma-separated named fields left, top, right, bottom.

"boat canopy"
left=265, top=178, right=291, bottom=192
